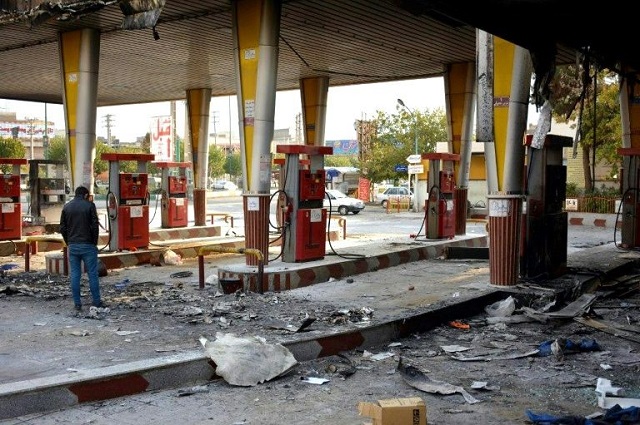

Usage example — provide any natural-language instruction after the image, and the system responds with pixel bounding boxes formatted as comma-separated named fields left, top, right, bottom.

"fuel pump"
left=618, top=147, right=640, bottom=249
left=521, top=134, right=572, bottom=278
left=276, top=145, right=332, bottom=262
left=0, top=158, right=27, bottom=240
left=154, top=161, right=191, bottom=228
left=101, top=153, right=155, bottom=251
left=425, top=153, right=459, bottom=239
left=28, top=159, right=68, bottom=225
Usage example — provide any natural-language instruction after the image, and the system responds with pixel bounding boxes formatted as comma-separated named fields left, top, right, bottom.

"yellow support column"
left=58, top=29, right=100, bottom=191
left=233, top=0, right=281, bottom=266
left=444, top=61, right=476, bottom=234
left=186, top=88, right=212, bottom=227
left=492, top=37, right=516, bottom=192
left=300, top=76, right=330, bottom=146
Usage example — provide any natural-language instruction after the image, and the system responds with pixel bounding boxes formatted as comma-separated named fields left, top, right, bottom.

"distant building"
left=0, top=111, right=55, bottom=160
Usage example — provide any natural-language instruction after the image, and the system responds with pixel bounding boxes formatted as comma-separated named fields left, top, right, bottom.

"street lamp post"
left=397, top=98, right=418, bottom=212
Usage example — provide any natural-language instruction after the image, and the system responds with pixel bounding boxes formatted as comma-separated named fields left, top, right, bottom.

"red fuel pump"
left=154, top=162, right=191, bottom=228
left=276, top=145, right=332, bottom=262
left=425, top=153, right=459, bottom=239
left=101, top=153, right=155, bottom=251
left=0, top=158, right=27, bottom=240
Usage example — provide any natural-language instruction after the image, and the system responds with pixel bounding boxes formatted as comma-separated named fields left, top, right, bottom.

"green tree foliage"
left=45, top=136, right=67, bottom=161
left=549, top=65, right=621, bottom=191
left=325, top=155, right=358, bottom=168
left=208, top=146, right=227, bottom=179
left=224, top=152, right=242, bottom=177
left=0, top=137, right=26, bottom=173
left=361, top=107, right=447, bottom=184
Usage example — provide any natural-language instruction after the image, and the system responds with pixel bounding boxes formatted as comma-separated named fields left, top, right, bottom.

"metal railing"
left=565, top=196, right=620, bottom=214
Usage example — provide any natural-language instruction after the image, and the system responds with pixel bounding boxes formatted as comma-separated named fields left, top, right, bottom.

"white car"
left=323, top=189, right=365, bottom=215
left=212, top=180, right=238, bottom=191
left=375, top=186, right=414, bottom=208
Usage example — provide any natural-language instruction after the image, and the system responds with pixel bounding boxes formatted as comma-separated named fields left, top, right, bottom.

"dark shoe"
left=92, top=301, right=108, bottom=308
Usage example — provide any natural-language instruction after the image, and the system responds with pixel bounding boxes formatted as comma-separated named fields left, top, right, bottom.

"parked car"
left=212, top=180, right=238, bottom=191
left=375, top=186, right=414, bottom=208
left=323, top=189, right=365, bottom=215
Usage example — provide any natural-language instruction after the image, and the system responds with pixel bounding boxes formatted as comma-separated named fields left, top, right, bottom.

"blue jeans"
left=68, top=243, right=101, bottom=307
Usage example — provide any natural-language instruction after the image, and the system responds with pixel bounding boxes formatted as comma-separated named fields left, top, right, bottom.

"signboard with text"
left=150, top=116, right=173, bottom=162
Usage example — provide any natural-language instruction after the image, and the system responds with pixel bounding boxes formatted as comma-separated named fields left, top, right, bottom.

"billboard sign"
left=150, top=116, right=173, bottom=161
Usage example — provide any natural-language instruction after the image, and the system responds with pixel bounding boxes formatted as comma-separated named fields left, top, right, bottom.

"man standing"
left=60, top=185, right=106, bottom=312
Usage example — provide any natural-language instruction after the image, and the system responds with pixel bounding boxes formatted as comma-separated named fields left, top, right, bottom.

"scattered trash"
left=440, top=345, right=471, bottom=353
left=449, top=320, right=470, bottom=330
left=537, top=338, right=600, bottom=357
left=266, top=316, right=316, bottom=332
left=115, top=330, right=139, bottom=336
left=449, top=349, right=539, bottom=362
left=363, top=351, right=395, bottom=361
left=397, top=357, right=480, bottom=404
left=325, top=353, right=356, bottom=378
left=170, top=271, right=193, bottom=279
left=115, top=278, right=130, bottom=290
left=329, top=307, right=374, bottom=324
left=161, top=249, right=183, bottom=266
left=471, top=381, right=500, bottom=391
left=596, top=378, right=640, bottom=409
left=176, top=385, right=210, bottom=397
left=526, top=404, right=640, bottom=424
left=69, top=329, right=90, bottom=337
left=485, top=296, right=516, bottom=317
left=600, top=363, right=613, bottom=370
left=301, top=377, right=329, bottom=385
left=199, top=333, right=298, bottom=387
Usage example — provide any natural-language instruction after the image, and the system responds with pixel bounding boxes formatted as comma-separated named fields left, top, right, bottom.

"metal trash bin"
left=488, top=194, right=523, bottom=286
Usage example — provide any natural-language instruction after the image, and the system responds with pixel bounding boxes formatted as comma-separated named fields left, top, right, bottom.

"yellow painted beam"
left=58, top=31, right=82, bottom=187
left=445, top=62, right=471, bottom=178
left=234, top=0, right=262, bottom=188
left=493, top=37, right=516, bottom=192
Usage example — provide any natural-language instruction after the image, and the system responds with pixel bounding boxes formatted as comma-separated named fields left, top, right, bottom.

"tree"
left=224, top=152, right=242, bottom=178
left=325, top=155, right=358, bottom=168
left=548, top=65, right=621, bottom=192
left=0, top=137, right=26, bottom=173
left=361, top=107, right=447, bottom=184
left=46, top=136, right=67, bottom=162
left=208, top=146, right=226, bottom=179
left=0, top=137, right=26, bottom=159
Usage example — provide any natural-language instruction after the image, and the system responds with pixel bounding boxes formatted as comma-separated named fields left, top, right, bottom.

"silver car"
left=323, top=189, right=365, bottom=215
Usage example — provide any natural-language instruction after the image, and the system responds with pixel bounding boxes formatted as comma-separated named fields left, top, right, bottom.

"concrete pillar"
left=186, top=88, right=212, bottom=226
left=232, top=0, right=281, bottom=266
left=58, top=29, right=100, bottom=192
left=300, top=76, right=330, bottom=146
left=476, top=30, right=499, bottom=194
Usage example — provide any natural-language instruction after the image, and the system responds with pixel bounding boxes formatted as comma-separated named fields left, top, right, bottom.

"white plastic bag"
left=485, top=296, right=516, bottom=317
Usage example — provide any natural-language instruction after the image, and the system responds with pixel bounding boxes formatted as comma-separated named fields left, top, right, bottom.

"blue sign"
left=394, top=164, right=408, bottom=172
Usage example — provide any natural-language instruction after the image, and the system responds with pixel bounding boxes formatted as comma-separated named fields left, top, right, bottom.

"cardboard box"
left=358, top=397, right=427, bottom=425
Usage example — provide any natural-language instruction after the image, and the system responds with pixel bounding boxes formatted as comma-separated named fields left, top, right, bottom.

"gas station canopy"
left=0, top=0, right=630, bottom=107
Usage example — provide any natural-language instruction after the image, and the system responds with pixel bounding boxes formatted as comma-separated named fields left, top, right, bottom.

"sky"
left=0, top=78, right=448, bottom=144
left=1, top=77, right=541, bottom=143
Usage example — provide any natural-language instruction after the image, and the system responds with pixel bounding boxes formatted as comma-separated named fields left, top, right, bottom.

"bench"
left=205, top=212, right=234, bottom=229
left=24, top=235, right=67, bottom=274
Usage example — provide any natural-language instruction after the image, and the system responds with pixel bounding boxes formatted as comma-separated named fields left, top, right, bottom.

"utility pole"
left=295, top=112, right=302, bottom=144
left=211, top=111, right=219, bottom=147
left=103, top=114, right=114, bottom=147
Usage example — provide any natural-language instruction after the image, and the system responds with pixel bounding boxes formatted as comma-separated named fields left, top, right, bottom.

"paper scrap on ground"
left=199, top=333, right=298, bottom=387
left=397, top=357, right=480, bottom=404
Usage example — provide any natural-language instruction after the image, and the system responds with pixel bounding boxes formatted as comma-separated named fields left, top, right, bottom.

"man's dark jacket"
left=60, top=195, right=99, bottom=245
